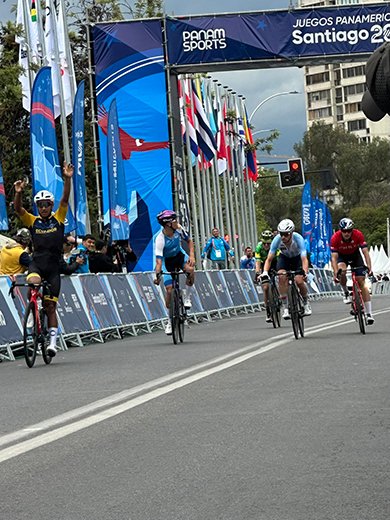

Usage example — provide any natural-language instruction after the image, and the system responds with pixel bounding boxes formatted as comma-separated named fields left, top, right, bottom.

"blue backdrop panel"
left=127, top=273, right=168, bottom=321
left=193, top=271, right=220, bottom=311
left=0, top=277, right=23, bottom=344
left=57, top=276, right=94, bottom=333
left=206, top=271, right=234, bottom=309
left=222, top=271, right=249, bottom=307
left=235, top=270, right=259, bottom=305
left=167, top=4, right=390, bottom=67
left=107, top=274, right=148, bottom=324
left=93, top=21, right=172, bottom=272
left=73, top=275, right=121, bottom=330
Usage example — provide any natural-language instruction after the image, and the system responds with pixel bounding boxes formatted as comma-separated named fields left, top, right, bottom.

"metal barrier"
left=0, top=268, right=342, bottom=361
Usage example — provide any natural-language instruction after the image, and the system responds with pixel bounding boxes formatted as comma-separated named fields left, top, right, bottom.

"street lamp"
left=249, top=91, right=300, bottom=123
left=252, top=128, right=277, bottom=136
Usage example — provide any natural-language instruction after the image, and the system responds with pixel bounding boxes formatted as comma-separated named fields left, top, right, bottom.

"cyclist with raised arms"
left=153, top=210, right=195, bottom=335
left=255, top=229, right=278, bottom=323
left=262, top=219, right=311, bottom=320
left=330, top=217, right=374, bottom=324
left=13, top=162, right=74, bottom=357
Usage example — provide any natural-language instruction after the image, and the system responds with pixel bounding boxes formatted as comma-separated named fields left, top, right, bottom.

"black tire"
left=298, top=297, right=305, bottom=338
left=267, top=285, right=276, bottom=328
left=170, top=290, right=180, bottom=345
left=39, top=308, right=52, bottom=365
left=23, top=302, right=38, bottom=368
left=272, top=284, right=281, bottom=328
left=355, top=295, right=366, bottom=335
left=288, top=286, right=300, bottom=340
left=178, top=295, right=185, bottom=343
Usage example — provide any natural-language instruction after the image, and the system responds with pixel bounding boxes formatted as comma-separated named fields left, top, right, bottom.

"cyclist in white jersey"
left=154, top=210, right=195, bottom=335
left=262, top=219, right=312, bottom=319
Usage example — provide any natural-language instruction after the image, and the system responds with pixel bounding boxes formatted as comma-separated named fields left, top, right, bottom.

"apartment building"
left=298, top=0, right=390, bottom=142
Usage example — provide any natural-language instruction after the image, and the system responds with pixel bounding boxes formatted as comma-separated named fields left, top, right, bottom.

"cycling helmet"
left=157, top=209, right=177, bottom=225
left=34, top=190, right=54, bottom=204
left=14, top=228, right=31, bottom=245
left=277, top=219, right=295, bottom=233
left=261, top=230, right=273, bottom=243
left=339, top=217, right=354, bottom=231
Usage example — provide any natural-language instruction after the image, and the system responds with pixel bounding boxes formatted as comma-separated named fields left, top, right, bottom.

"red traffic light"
left=290, top=161, right=300, bottom=171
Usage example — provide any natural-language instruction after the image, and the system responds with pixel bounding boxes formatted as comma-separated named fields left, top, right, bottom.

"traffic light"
left=279, top=158, right=305, bottom=189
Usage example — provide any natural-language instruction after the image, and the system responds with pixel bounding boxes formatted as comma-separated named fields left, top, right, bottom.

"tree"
left=133, top=0, right=163, bottom=18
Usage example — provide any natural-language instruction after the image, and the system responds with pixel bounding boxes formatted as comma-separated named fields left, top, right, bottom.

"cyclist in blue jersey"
left=262, top=219, right=311, bottom=320
left=153, top=210, right=195, bottom=335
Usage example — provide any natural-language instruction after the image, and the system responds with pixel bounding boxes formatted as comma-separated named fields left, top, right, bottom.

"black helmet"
left=14, top=228, right=31, bottom=245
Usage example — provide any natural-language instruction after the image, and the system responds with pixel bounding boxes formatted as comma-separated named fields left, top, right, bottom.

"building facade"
left=298, top=0, right=390, bottom=142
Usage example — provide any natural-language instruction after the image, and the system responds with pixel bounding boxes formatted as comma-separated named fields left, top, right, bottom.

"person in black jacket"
left=89, top=240, right=115, bottom=273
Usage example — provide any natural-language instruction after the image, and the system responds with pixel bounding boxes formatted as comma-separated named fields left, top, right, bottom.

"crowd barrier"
left=0, top=268, right=342, bottom=362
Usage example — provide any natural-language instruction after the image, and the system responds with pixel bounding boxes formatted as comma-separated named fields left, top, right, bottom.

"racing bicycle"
left=281, top=270, right=305, bottom=340
left=338, top=267, right=367, bottom=334
left=9, top=280, right=52, bottom=367
left=260, top=270, right=281, bottom=328
left=162, top=270, right=188, bottom=345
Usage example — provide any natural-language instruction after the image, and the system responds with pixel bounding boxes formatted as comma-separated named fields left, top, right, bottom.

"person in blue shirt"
left=262, top=219, right=311, bottom=320
left=153, top=210, right=195, bottom=335
left=67, top=234, right=95, bottom=274
left=240, top=246, right=255, bottom=269
left=201, top=227, right=232, bottom=270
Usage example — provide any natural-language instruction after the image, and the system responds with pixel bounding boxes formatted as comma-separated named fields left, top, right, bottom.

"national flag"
left=16, top=0, right=41, bottom=112
left=179, top=78, right=198, bottom=157
left=243, top=107, right=258, bottom=181
left=191, top=80, right=217, bottom=162
left=57, top=0, right=76, bottom=115
left=214, top=89, right=228, bottom=175
left=0, top=161, right=9, bottom=231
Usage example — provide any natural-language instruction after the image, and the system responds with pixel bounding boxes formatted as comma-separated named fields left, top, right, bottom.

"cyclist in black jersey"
left=13, top=162, right=74, bottom=357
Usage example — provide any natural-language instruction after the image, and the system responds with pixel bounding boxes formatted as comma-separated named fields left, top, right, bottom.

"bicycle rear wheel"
left=297, top=296, right=305, bottom=338
left=288, top=286, right=299, bottom=340
left=39, top=308, right=52, bottom=365
left=170, top=289, right=180, bottom=345
left=23, top=302, right=38, bottom=368
left=267, top=285, right=276, bottom=328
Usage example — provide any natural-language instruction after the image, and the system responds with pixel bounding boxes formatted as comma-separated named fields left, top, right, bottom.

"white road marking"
left=1, top=308, right=389, bottom=464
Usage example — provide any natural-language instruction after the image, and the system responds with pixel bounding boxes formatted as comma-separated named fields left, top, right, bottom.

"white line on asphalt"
left=1, top=308, right=389, bottom=464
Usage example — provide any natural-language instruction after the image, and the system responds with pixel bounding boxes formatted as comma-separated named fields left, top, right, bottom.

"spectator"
left=0, top=228, right=32, bottom=275
left=202, top=227, right=232, bottom=270
left=62, top=234, right=77, bottom=262
left=240, top=246, right=255, bottom=269
left=61, top=236, right=84, bottom=275
left=110, top=239, right=137, bottom=273
left=67, top=234, right=95, bottom=274
left=382, top=273, right=389, bottom=281
left=89, top=240, right=116, bottom=273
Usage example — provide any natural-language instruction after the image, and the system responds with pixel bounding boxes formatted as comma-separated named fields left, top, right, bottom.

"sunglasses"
left=341, top=229, right=353, bottom=233
left=37, top=201, right=52, bottom=209
left=280, top=232, right=291, bottom=237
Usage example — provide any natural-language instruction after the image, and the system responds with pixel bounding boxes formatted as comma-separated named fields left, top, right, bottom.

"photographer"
left=67, top=234, right=95, bottom=274
left=110, top=239, right=137, bottom=273
left=89, top=240, right=115, bottom=273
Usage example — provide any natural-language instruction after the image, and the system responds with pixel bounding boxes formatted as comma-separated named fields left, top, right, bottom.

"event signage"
left=166, top=4, right=390, bottom=67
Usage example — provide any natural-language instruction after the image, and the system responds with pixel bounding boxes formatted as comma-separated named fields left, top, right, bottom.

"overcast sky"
left=1, top=0, right=305, bottom=162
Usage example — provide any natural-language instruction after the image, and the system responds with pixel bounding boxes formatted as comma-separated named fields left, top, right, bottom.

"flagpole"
left=58, top=0, right=76, bottom=102
left=213, top=82, right=225, bottom=234
left=242, top=97, right=258, bottom=246
left=20, top=0, right=35, bottom=100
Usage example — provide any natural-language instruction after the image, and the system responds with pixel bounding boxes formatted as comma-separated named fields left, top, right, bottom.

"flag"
left=311, top=196, right=328, bottom=268
left=57, top=0, right=76, bottom=115
left=72, top=80, right=88, bottom=236
left=301, top=181, right=313, bottom=253
left=45, top=0, right=75, bottom=118
left=107, top=99, right=129, bottom=241
left=243, top=107, right=258, bottom=181
left=214, top=89, right=228, bottom=175
left=0, top=161, right=9, bottom=231
left=191, top=80, right=217, bottom=162
left=30, top=66, right=75, bottom=231
left=16, top=0, right=41, bottom=112
left=202, top=80, right=217, bottom=136
left=179, top=78, right=198, bottom=157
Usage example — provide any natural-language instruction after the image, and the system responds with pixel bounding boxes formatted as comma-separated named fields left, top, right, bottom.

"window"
left=342, top=66, right=365, bottom=79
left=308, top=107, right=332, bottom=120
left=306, top=72, right=330, bottom=85
left=343, top=83, right=365, bottom=99
left=345, top=102, right=362, bottom=114
left=347, top=119, right=367, bottom=132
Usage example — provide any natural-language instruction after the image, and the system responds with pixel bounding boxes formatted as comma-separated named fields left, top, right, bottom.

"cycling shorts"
left=27, top=259, right=61, bottom=301
left=337, top=251, right=366, bottom=277
left=163, top=252, right=188, bottom=287
left=276, top=254, right=302, bottom=272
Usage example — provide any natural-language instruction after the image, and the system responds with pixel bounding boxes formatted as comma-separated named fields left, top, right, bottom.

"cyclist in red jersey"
left=330, top=218, right=374, bottom=324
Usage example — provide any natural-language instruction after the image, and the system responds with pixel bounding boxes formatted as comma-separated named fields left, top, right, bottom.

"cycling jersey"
left=270, top=232, right=307, bottom=258
left=330, top=229, right=367, bottom=255
left=155, top=227, right=189, bottom=259
left=19, top=204, right=67, bottom=263
left=0, top=244, right=31, bottom=275
left=254, top=242, right=269, bottom=263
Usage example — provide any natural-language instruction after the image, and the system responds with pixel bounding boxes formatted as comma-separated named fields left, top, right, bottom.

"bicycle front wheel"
left=267, top=285, right=277, bottom=328
left=298, top=297, right=305, bottom=338
left=170, top=289, right=180, bottom=345
left=355, top=292, right=366, bottom=335
left=178, top=295, right=185, bottom=343
left=39, top=308, right=52, bottom=365
left=23, top=302, right=38, bottom=368
left=271, top=284, right=281, bottom=328
left=288, top=286, right=300, bottom=340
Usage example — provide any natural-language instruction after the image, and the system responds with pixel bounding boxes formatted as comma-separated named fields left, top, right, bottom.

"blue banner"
left=30, top=66, right=75, bottom=231
left=0, top=160, right=9, bottom=231
left=301, top=181, right=312, bottom=253
left=93, top=21, right=172, bottom=271
left=166, top=4, right=390, bottom=67
left=312, top=196, right=331, bottom=268
left=107, top=98, right=129, bottom=241
left=72, top=80, right=88, bottom=237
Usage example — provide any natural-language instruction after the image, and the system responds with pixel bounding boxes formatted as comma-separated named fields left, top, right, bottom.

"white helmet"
left=277, top=218, right=295, bottom=233
left=34, top=190, right=54, bottom=204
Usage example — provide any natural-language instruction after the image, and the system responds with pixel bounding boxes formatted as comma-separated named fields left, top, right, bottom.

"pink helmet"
left=157, top=210, right=177, bottom=225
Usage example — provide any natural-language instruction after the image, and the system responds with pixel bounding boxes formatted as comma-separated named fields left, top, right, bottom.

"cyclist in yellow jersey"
left=13, top=162, right=74, bottom=357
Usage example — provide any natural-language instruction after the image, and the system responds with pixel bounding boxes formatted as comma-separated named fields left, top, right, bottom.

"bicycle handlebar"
left=8, top=280, right=51, bottom=298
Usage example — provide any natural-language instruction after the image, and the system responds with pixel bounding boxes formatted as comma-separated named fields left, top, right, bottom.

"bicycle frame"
left=338, top=267, right=367, bottom=334
left=278, top=270, right=305, bottom=340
